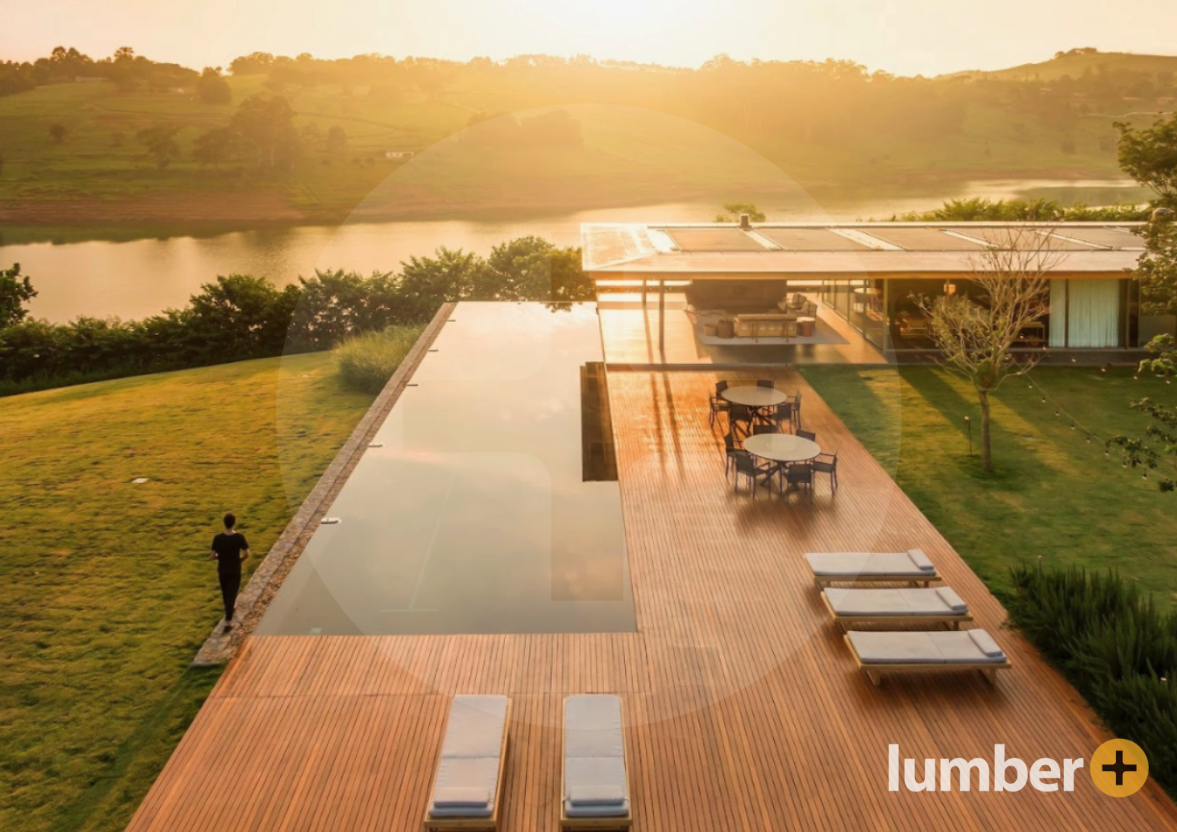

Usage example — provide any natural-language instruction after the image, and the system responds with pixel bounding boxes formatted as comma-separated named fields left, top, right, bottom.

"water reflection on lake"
left=2, top=179, right=1148, bottom=322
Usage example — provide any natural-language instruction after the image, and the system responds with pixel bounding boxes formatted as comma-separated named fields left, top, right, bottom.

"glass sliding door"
left=1049, top=279, right=1122, bottom=348
left=1067, top=280, right=1121, bottom=347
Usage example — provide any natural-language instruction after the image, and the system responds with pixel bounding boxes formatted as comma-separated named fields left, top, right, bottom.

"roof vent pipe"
left=739, top=213, right=751, bottom=230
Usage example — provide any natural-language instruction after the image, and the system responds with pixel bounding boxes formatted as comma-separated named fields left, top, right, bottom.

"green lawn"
left=0, top=353, right=375, bottom=832
left=800, top=365, right=1177, bottom=607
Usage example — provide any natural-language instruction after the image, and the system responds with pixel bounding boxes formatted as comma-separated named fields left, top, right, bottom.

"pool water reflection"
left=258, top=302, right=635, bottom=635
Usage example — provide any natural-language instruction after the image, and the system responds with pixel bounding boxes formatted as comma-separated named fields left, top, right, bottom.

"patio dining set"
left=709, top=380, right=838, bottom=498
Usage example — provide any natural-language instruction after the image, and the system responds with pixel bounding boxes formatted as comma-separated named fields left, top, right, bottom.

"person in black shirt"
left=210, top=512, right=251, bottom=632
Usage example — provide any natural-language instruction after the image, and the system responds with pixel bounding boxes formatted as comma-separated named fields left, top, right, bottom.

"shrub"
left=335, top=325, right=422, bottom=394
left=1007, top=564, right=1177, bottom=795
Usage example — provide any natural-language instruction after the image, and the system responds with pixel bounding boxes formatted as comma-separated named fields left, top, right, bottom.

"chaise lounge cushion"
left=848, top=630, right=1007, bottom=666
left=428, top=695, right=508, bottom=819
left=824, top=587, right=969, bottom=617
left=433, top=787, right=491, bottom=809
left=564, top=695, right=630, bottom=819
left=806, top=552, right=937, bottom=578
left=907, top=549, right=936, bottom=572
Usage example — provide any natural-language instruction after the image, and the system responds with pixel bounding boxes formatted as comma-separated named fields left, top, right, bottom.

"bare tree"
left=916, top=229, right=1063, bottom=472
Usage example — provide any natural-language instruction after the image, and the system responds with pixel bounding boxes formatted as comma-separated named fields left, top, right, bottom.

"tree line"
left=8, top=45, right=1177, bottom=154
left=0, top=237, right=592, bottom=395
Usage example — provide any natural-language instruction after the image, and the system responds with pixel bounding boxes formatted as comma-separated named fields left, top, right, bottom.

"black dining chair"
left=709, top=381, right=731, bottom=427
left=756, top=379, right=775, bottom=389
left=791, top=391, right=803, bottom=429
left=797, top=429, right=817, bottom=443
left=813, top=451, right=838, bottom=493
left=723, top=433, right=742, bottom=477
left=729, top=403, right=755, bottom=435
left=752, top=423, right=776, bottom=436
left=732, top=452, right=765, bottom=498
left=769, top=402, right=794, bottom=433
left=785, top=462, right=814, bottom=494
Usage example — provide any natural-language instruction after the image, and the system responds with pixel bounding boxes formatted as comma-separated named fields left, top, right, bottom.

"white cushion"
left=433, top=787, right=490, bottom=808
left=806, top=553, right=927, bottom=577
left=430, top=695, right=508, bottom=818
left=568, top=785, right=626, bottom=806
left=826, top=588, right=964, bottom=617
left=907, top=549, right=936, bottom=572
left=564, top=696, right=629, bottom=816
left=969, top=629, right=1006, bottom=658
left=935, top=587, right=968, bottom=613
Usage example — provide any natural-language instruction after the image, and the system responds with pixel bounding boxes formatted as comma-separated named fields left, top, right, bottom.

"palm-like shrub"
left=1008, top=564, right=1177, bottom=795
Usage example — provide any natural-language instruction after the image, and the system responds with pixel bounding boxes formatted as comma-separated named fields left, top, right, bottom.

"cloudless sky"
left=2, top=0, right=1176, bottom=76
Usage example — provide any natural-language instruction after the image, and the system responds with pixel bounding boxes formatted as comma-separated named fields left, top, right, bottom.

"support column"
left=658, top=280, right=666, bottom=354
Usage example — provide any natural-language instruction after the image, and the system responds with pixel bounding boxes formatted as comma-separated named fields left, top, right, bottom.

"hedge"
left=1007, top=564, right=1177, bottom=795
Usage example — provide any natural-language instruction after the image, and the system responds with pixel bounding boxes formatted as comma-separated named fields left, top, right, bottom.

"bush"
left=1007, top=564, right=1177, bottom=795
left=335, top=325, right=422, bottom=394
left=889, top=197, right=1150, bottom=222
left=0, top=237, right=593, bottom=396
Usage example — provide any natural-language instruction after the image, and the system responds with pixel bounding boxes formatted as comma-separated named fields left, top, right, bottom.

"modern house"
left=581, top=220, right=1160, bottom=363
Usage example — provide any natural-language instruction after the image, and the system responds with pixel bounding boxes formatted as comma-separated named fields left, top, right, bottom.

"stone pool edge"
left=191, top=303, right=456, bottom=667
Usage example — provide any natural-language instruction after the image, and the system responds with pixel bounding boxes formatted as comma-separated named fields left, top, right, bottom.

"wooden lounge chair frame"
left=844, top=634, right=1011, bottom=687
left=821, top=592, right=972, bottom=631
left=560, top=697, right=633, bottom=831
left=422, top=699, right=512, bottom=832
left=813, top=571, right=940, bottom=589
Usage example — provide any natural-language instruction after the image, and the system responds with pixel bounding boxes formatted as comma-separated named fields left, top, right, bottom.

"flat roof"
left=581, top=222, right=1145, bottom=279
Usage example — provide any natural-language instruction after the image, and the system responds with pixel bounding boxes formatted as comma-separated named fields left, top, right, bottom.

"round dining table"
left=743, top=433, right=821, bottom=493
left=720, top=385, right=788, bottom=409
left=743, top=433, right=821, bottom=464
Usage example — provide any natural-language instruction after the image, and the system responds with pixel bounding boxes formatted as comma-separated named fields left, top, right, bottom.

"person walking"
left=210, top=512, right=251, bottom=632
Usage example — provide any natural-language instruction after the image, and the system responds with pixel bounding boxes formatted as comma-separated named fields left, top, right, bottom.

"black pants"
left=218, top=569, right=242, bottom=621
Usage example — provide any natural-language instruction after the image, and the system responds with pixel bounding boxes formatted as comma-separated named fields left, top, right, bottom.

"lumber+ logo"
left=888, top=740, right=1149, bottom=796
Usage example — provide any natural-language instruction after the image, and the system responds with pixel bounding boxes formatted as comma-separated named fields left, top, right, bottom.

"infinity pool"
left=257, top=302, right=635, bottom=635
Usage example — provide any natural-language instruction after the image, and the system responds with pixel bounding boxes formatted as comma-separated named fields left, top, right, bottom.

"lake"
left=2, top=179, right=1148, bottom=322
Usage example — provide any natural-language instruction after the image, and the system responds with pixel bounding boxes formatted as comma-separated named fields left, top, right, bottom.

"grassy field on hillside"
left=801, top=365, right=1177, bottom=607
left=0, top=353, right=376, bottom=832
left=0, top=70, right=1146, bottom=228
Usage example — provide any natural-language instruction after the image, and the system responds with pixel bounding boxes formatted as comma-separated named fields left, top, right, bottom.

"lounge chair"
left=562, top=695, right=631, bottom=830
left=821, top=586, right=972, bottom=630
left=805, top=550, right=940, bottom=587
left=423, top=695, right=511, bottom=831
left=845, top=629, right=1011, bottom=686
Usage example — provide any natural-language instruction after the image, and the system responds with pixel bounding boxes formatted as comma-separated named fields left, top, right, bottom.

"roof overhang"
left=581, top=221, right=1145, bottom=280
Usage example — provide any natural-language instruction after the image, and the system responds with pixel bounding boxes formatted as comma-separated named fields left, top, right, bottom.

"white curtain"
left=1066, top=279, right=1121, bottom=348
left=1049, top=280, right=1068, bottom=347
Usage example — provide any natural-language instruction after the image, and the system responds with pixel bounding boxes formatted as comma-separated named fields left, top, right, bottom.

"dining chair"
left=752, top=423, right=776, bottom=436
left=732, top=452, right=764, bottom=498
left=723, top=433, right=741, bottom=477
left=797, top=429, right=817, bottom=443
left=709, top=381, right=731, bottom=427
left=756, top=379, right=775, bottom=389
left=769, top=402, right=794, bottom=433
left=813, top=451, right=838, bottom=493
left=729, top=403, right=755, bottom=435
left=785, top=462, right=814, bottom=494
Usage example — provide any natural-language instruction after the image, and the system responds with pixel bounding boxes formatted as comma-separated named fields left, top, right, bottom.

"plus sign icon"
left=1090, top=739, right=1149, bottom=798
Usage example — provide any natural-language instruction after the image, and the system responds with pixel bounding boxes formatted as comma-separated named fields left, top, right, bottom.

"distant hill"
left=953, top=48, right=1177, bottom=83
left=0, top=46, right=1173, bottom=231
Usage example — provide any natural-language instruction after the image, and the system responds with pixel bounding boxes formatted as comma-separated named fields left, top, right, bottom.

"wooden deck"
left=126, top=370, right=1177, bottom=832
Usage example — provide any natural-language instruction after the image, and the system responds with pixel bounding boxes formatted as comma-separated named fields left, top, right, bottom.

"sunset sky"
left=3, top=0, right=1176, bottom=76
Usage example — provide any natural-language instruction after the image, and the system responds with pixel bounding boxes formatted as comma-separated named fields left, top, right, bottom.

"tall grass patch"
left=335, top=325, right=423, bottom=394
left=1007, top=565, right=1177, bottom=795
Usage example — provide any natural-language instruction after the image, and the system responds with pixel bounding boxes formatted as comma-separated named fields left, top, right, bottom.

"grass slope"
left=0, top=70, right=1144, bottom=229
left=0, top=353, right=375, bottom=832
left=801, top=366, right=1177, bottom=606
